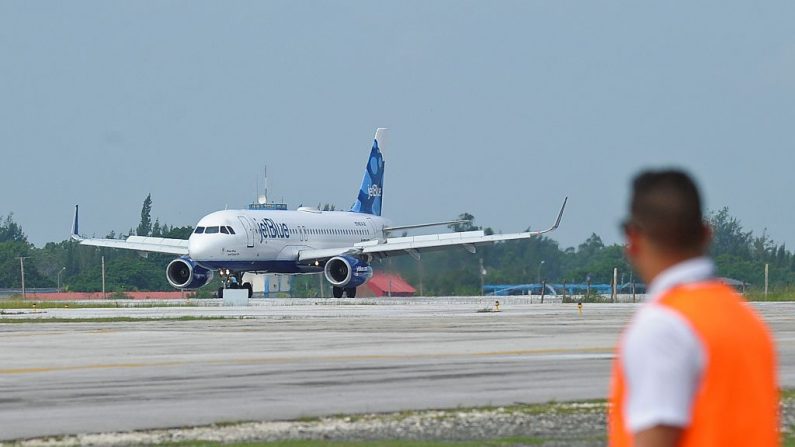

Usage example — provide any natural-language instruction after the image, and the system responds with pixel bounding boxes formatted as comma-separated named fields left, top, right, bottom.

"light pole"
left=480, top=258, right=487, bottom=296
left=57, top=267, right=66, bottom=293
left=18, top=257, right=29, bottom=299
left=101, top=255, right=106, bottom=299
left=537, top=260, right=545, bottom=284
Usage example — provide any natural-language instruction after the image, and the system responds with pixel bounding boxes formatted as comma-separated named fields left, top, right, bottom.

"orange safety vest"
left=609, top=281, right=778, bottom=447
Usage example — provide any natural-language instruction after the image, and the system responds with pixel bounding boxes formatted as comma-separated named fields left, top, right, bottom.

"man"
left=609, top=170, right=778, bottom=447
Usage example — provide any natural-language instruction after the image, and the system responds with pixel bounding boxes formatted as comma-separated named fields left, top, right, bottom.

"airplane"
left=71, top=128, right=567, bottom=298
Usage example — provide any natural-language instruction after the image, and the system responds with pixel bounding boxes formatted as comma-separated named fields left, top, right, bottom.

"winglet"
left=70, top=205, right=82, bottom=241
left=552, top=196, right=568, bottom=230
left=533, top=196, right=567, bottom=235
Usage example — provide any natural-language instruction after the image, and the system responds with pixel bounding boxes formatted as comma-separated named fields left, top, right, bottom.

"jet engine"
left=166, top=257, right=214, bottom=289
left=324, top=256, right=373, bottom=288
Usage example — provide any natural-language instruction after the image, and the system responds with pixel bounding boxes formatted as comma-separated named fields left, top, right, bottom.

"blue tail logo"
left=351, top=128, right=386, bottom=216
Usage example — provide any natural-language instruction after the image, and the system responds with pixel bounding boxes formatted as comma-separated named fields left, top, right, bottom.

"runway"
left=2, top=299, right=794, bottom=441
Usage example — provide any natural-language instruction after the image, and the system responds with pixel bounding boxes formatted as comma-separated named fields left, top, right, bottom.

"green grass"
left=781, top=388, right=795, bottom=447
left=745, top=291, right=795, bottom=302
left=0, top=299, right=201, bottom=309
left=0, top=300, right=118, bottom=309
left=0, top=316, right=228, bottom=323
left=153, top=437, right=544, bottom=447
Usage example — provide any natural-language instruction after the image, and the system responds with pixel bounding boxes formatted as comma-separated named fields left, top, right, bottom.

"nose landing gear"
left=216, top=269, right=253, bottom=298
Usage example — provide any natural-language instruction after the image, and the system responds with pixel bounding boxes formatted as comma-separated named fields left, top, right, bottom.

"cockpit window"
left=205, top=226, right=220, bottom=234
left=220, top=226, right=229, bottom=234
left=194, top=227, right=205, bottom=234
left=226, top=226, right=236, bottom=235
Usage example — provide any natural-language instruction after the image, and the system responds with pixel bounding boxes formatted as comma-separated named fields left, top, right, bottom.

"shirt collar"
left=645, top=256, right=715, bottom=302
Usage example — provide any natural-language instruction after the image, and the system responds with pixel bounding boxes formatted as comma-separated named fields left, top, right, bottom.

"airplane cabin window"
left=205, top=226, right=220, bottom=234
left=195, top=227, right=205, bottom=234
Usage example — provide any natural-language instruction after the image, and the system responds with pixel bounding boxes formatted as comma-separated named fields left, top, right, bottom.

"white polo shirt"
left=620, top=256, right=715, bottom=433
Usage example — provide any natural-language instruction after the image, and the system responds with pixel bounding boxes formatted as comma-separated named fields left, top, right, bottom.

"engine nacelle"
left=324, top=256, right=373, bottom=288
left=166, top=257, right=214, bottom=289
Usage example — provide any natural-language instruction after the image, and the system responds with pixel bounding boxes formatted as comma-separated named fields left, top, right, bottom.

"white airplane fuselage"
left=189, top=208, right=392, bottom=273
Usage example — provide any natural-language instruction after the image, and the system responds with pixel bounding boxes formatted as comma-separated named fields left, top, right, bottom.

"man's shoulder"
left=622, top=303, right=704, bottom=360
left=625, top=303, right=693, bottom=339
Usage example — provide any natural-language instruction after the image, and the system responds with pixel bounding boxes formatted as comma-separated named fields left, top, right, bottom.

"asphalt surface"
left=1, top=299, right=794, bottom=441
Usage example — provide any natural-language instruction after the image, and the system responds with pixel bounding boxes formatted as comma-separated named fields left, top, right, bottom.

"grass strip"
left=156, top=438, right=544, bottom=447
left=744, top=292, right=795, bottom=302
left=0, top=316, right=228, bottom=323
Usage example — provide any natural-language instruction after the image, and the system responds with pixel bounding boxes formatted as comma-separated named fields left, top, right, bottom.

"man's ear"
left=625, top=231, right=641, bottom=258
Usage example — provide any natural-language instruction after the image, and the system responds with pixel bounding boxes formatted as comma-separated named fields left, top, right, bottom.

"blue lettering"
left=254, top=218, right=291, bottom=240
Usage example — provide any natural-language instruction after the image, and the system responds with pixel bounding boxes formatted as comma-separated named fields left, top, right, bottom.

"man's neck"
left=642, top=250, right=704, bottom=285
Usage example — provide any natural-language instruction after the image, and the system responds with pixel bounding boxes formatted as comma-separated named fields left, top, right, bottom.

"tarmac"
left=1, top=298, right=794, bottom=441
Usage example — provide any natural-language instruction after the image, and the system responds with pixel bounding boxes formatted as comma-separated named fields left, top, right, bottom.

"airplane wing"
left=298, top=197, right=567, bottom=263
left=74, top=235, right=189, bottom=255
left=70, top=205, right=189, bottom=256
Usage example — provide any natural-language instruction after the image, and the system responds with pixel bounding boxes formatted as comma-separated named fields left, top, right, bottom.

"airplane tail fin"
left=351, top=128, right=386, bottom=216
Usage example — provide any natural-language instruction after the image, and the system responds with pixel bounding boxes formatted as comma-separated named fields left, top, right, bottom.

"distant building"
left=358, top=272, right=416, bottom=297
left=483, top=282, right=647, bottom=296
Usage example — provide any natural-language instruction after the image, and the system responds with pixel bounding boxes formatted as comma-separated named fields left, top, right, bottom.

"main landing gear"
left=332, top=286, right=357, bottom=298
left=216, top=269, right=253, bottom=298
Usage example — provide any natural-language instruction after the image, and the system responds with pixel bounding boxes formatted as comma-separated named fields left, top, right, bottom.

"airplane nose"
left=188, top=235, right=210, bottom=260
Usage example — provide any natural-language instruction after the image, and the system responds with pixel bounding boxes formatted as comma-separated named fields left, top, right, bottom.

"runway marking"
left=0, top=328, right=119, bottom=338
left=0, top=362, right=186, bottom=375
left=0, top=346, right=614, bottom=375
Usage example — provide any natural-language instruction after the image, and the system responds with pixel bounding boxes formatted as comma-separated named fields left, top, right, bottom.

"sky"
left=1, top=1, right=794, bottom=250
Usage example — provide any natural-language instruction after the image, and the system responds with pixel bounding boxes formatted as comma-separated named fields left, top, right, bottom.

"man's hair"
left=630, top=169, right=706, bottom=251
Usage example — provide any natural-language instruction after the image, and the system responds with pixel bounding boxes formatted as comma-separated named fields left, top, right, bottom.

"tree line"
left=0, top=194, right=192, bottom=292
left=1, top=196, right=793, bottom=295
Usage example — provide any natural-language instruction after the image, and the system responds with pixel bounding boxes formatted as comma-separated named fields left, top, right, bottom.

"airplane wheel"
left=243, top=282, right=253, bottom=298
left=217, top=287, right=224, bottom=298
left=345, top=287, right=356, bottom=298
left=332, top=286, right=343, bottom=298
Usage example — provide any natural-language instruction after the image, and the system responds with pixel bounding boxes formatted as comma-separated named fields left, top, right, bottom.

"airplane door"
left=365, top=218, right=381, bottom=241
left=237, top=216, right=255, bottom=248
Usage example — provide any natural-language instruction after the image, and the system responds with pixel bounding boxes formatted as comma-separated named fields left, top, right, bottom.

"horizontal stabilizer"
left=383, top=219, right=471, bottom=233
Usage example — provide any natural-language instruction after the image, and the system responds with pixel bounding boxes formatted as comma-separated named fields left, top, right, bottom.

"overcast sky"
left=2, top=1, right=794, bottom=250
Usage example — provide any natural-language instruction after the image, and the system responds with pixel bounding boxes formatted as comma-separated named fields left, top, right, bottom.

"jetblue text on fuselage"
left=257, top=218, right=290, bottom=243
